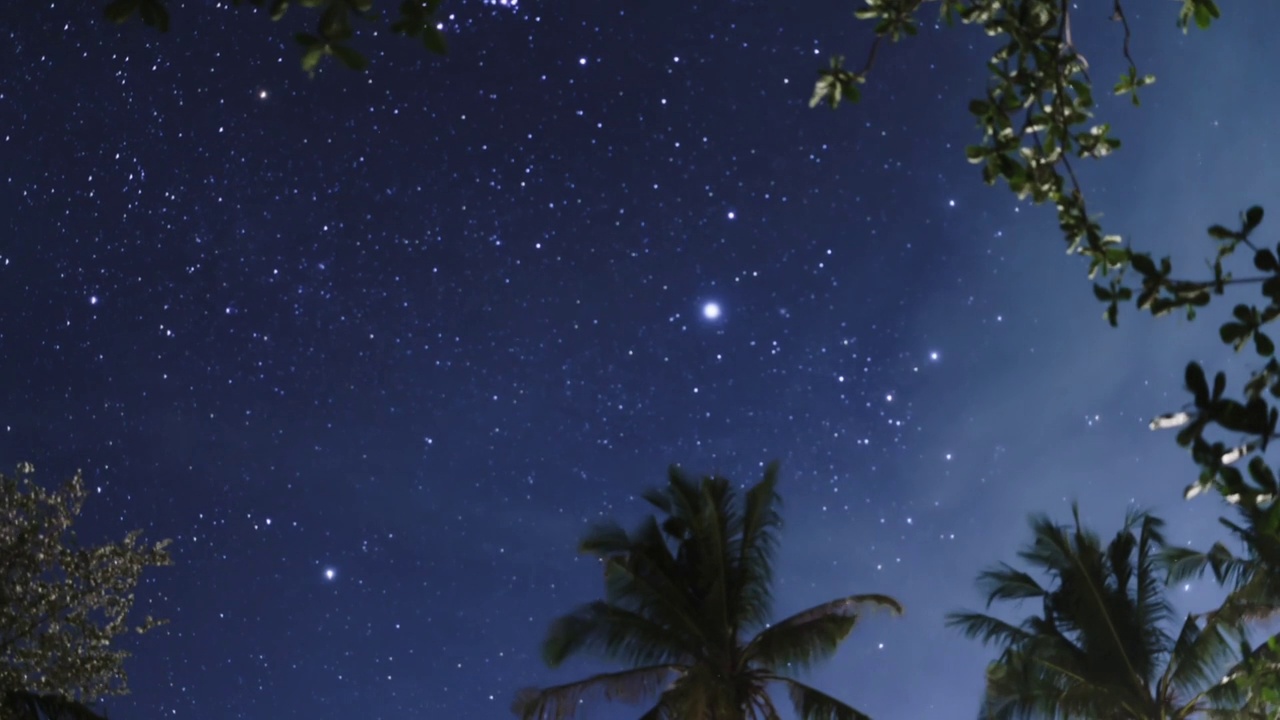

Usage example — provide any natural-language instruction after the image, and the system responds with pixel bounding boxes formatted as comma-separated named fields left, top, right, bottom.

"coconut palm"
left=513, top=462, right=902, bottom=720
left=1164, top=454, right=1280, bottom=621
left=946, top=506, right=1240, bottom=719
left=1163, top=480, right=1280, bottom=715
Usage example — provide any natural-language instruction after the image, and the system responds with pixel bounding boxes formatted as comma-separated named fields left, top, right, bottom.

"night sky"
left=3, top=1, right=1279, bottom=718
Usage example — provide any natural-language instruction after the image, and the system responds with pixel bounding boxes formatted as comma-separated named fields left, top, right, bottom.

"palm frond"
left=735, top=462, right=782, bottom=633
left=599, top=540, right=709, bottom=648
left=765, top=676, right=872, bottom=720
left=512, top=665, right=683, bottom=720
left=752, top=687, right=785, bottom=720
left=945, top=611, right=1036, bottom=648
left=542, top=601, right=691, bottom=668
left=1161, top=545, right=1218, bottom=584
left=953, top=507, right=1232, bottom=720
left=1162, top=612, right=1238, bottom=700
left=769, top=593, right=903, bottom=628
left=579, top=522, right=632, bottom=558
left=747, top=594, right=901, bottom=672
left=744, top=613, right=856, bottom=673
left=695, top=474, right=735, bottom=654
left=973, top=563, right=1047, bottom=607
left=977, top=648, right=1104, bottom=720
left=1133, top=511, right=1176, bottom=680
left=634, top=700, right=675, bottom=720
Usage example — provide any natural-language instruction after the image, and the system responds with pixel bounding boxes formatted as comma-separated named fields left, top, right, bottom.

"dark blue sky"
left=3, top=2, right=1278, bottom=718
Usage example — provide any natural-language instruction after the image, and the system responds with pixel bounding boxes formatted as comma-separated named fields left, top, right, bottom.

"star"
left=702, top=302, right=721, bottom=320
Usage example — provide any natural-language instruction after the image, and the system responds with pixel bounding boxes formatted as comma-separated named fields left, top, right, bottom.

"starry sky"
left=3, top=1, right=1280, bottom=718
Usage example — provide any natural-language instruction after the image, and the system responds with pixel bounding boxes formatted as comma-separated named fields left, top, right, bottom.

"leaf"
left=423, top=25, right=449, bottom=55
left=1257, top=332, right=1275, bottom=357
left=1208, top=225, right=1238, bottom=240
left=1247, top=456, right=1277, bottom=493
left=1255, top=249, right=1277, bottom=272
left=329, top=44, right=368, bottom=70
left=1245, top=206, right=1265, bottom=231
left=269, top=0, right=290, bottom=21
left=1186, top=362, right=1209, bottom=407
left=1194, top=0, right=1219, bottom=29
left=301, top=45, right=326, bottom=73
left=1130, top=253, right=1157, bottom=277
left=1149, top=412, right=1192, bottom=431
left=104, top=0, right=142, bottom=24
left=319, top=1, right=353, bottom=40
left=138, top=0, right=171, bottom=31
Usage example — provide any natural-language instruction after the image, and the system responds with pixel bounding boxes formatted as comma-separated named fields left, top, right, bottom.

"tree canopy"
left=813, top=3, right=1280, bottom=709
left=103, top=0, right=450, bottom=74
left=1, top=463, right=172, bottom=717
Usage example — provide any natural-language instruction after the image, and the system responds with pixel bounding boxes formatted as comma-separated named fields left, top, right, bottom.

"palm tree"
left=1163, top=478, right=1280, bottom=715
left=513, top=462, right=902, bottom=720
left=946, top=506, right=1240, bottom=719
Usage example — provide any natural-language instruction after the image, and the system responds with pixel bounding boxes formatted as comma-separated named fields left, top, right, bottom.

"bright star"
left=324, top=568, right=336, bottom=581
left=702, top=302, right=721, bottom=320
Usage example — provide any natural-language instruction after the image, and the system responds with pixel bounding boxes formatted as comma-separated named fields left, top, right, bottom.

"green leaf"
left=1185, top=0, right=1220, bottom=30
left=319, top=1, right=353, bottom=40
left=270, top=0, right=290, bottom=20
left=423, top=25, right=448, bottom=55
left=104, top=0, right=142, bottom=23
left=1255, top=249, right=1277, bottom=272
left=1245, top=206, right=1265, bottom=231
left=301, top=45, right=326, bottom=73
left=1130, top=253, right=1157, bottom=277
left=1092, top=284, right=1112, bottom=302
left=1208, top=224, right=1238, bottom=240
left=329, top=44, right=368, bottom=70
left=1220, top=322, right=1248, bottom=345
left=1247, top=456, right=1277, bottom=493
left=138, top=0, right=171, bottom=31
left=1186, top=362, right=1209, bottom=407
left=1257, top=332, right=1275, bottom=357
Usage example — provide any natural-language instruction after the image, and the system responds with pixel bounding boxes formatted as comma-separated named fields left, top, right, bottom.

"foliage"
left=101, top=0, right=450, bottom=75
left=947, top=506, right=1241, bottom=719
left=1, top=690, right=111, bottom=720
left=513, top=462, right=902, bottom=720
left=1, top=463, right=172, bottom=709
left=810, top=0, right=1222, bottom=327
left=814, top=1, right=1280, bottom=709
